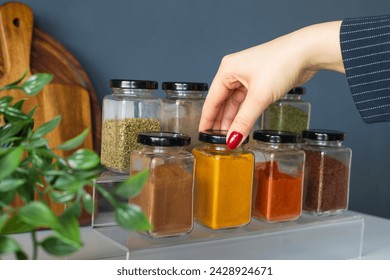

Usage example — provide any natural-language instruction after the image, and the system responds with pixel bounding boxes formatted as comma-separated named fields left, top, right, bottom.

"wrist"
left=299, top=21, right=345, bottom=73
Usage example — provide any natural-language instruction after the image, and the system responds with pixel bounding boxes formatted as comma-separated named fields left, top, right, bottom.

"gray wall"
left=7, top=0, right=390, bottom=219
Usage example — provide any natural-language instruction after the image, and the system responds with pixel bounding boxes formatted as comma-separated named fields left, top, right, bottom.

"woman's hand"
left=199, top=21, right=345, bottom=149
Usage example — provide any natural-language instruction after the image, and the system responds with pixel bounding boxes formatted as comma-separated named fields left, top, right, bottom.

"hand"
left=199, top=21, right=345, bottom=149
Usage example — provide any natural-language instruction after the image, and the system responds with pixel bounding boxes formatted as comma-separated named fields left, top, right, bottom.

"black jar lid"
left=198, top=130, right=249, bottom=144
left=302, top=129, right=346, bottom=141
left=287, top=87, right=306, bottom=95
left=137, top=132, right=191, bottom=146
left=162, top=82, right=209, bottom=91
left=253, top=130, right=300, bottom=143
left=110, top=79, right=158, bottom=90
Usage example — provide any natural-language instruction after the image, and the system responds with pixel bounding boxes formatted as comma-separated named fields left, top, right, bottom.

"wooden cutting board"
left=0, top=2, right=101, bottom=153
left=0, top=2, right=96, bottom=224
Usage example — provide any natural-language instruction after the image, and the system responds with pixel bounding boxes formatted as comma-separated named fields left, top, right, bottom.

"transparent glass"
left=161, top=90, right=205, bottom=151
left=129, top=145, right=194, bottom=238
left=192, top=143, right=254, bottom=230
left=248, top=141, right=305, bottom=222
left=301, top=139, right=352, bottom=216
left=101, top=88, right=161, bottom=174
left=261, top=94, right=311, bottom=134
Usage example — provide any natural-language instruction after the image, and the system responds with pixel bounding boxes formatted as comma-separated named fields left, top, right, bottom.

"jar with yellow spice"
left=192, top=130, right=254, bottom=230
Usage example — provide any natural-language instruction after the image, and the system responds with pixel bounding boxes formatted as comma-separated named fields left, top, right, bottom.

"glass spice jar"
left=301, top=129, right=352, bottom=216
left=100, top=79, right=161, bottom=174
left=260, top=87, right=311, bottom=134
left=130, top=132, right=194, bottom=238
left=248, top=130, right=305, bottom=223
left=161, top=82, right=208, bottom=152
left=192, top=130, right=254, bottom=230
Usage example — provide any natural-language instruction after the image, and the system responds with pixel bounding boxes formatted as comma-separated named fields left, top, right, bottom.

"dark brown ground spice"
left=303, top=150, right=349, bottom=213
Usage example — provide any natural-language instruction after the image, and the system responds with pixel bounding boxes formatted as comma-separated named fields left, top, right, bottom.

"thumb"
left=226, top=89, right=270, bottom=149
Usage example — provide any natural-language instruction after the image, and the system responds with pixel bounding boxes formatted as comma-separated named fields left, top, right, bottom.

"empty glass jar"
left=301, top=129, right=352, bottom=216
left=248, top=130, right=305, bottom=222
left=130, top=132, right=194, bottom=238
left=161, top=82, right=208, bottom=151
left=261, top=87, right=311, bottom=134
left=192, top=130, right=254, bottom=230
left=100, top=79, right=161, bottom=174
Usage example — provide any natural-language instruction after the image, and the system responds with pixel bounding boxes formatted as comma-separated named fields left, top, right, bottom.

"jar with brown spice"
left=161, top=82, right=208, bottom=152
left=301, top=129, right=352, bottom=216
left=248, top=130, right=305, bottom=223
left=130, top=132, right=194, bottom=238
left=101, top=80, right=161, bottom=174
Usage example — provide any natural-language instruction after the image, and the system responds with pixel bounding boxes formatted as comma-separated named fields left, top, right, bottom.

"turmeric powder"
left=193, top=130, right=254, bottom=230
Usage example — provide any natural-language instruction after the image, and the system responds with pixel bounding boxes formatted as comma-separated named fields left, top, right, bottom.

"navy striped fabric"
left=340, top=15, right=390, bottom=123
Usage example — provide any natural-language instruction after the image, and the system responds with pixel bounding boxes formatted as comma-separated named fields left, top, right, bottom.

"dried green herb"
left=262, top=104, right=309, bottom=134
left=101, top=118, right=160, bottom=173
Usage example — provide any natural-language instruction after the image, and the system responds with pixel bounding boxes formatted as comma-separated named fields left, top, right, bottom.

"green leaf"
left=54, top=214, right=81, bottom=247
left=82, top=191, right=94, bottom=214
left=0, top=214, right=35, bottom=234
left=41, top=236, right=80, bottom=256
left=2, top=106, right=29, bottom=121
left=32, top=115, right=61, bottom=139
left=0, top=121, right=30, bottom=141
left=50, top=191, right=76, bottom=204
left=62, top=201, right=81, bottom=218
left=56, top=129, right=90, bottom=151
left=67, top=149, right=100, bottom=171
left=0, top=235, right=21, bottom=254
left=115, top=203, right=151, bottom=231
left=0, top=179, right=26, bottom=192
left=0, top=146, right=24, bottom=180
left=20, top=73, right=53, bottom=96
left=0, top=214, right=10, bottom=232
left=15, top=250, right=28, bottom=260
left=12, top=99, right=25, bottom=110
left=0, top=96, right=13, bottom=106
left=114, top=169, right=148, bottom=199
left=53, top=177, right=85, bottom=192
left=18, top=201, right=59, bottom=228
left=27, top=137, right=48, bottom=148
left=0, top=190, right=17, bottom=206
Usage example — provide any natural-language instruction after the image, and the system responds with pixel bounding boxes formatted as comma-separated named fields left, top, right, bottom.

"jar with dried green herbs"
left=261, top=87, right=311, bottom=134
left=161, top=82, right=208, bottom=152
left=130, top=132, right=194, bottom=238
left=101, top=80, right=161, bottom=174
left=301, top=129, right=352, bottom=216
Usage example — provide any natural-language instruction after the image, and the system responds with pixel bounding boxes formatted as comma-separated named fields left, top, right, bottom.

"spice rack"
left=92, top=171, right=364, bottom=260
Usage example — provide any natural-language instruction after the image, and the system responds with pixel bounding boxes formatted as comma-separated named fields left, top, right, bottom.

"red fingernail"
left=227, top=131, right=243, bottom=150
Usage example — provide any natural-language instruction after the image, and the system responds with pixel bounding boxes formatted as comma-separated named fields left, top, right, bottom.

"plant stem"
left=32, top=230, right=38, bottom=260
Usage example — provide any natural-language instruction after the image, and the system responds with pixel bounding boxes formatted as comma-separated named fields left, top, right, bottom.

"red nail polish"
left=227, top=131, right=243, bottom=150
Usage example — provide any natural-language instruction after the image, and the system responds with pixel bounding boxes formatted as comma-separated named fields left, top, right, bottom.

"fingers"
left=226, top=87, right=271, bottom=150
left=198, top=73, right=232, bottom=132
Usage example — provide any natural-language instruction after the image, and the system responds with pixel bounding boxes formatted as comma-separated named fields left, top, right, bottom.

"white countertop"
left=3, top=211, right=389, bottom=260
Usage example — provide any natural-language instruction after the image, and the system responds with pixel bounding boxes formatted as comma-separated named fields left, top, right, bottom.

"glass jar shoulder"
left=248, top=142, right=304, bottom=161
left=192, top=146, right=254, bottom=160
left=301, top=143, right=351, bottom=155
left=104, top=94, right=160, bottom=102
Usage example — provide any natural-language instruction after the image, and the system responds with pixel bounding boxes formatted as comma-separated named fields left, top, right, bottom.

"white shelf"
left=93, top=171, right=364, bottom=260
left=93, top=211, right=364, bottom=260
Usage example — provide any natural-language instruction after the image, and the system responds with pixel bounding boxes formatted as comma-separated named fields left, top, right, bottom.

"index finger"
left=199, top=73, right=242, bottom=131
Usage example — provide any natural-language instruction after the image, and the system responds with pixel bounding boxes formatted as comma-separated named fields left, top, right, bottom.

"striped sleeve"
left=340, top=15, right=390, bottom=123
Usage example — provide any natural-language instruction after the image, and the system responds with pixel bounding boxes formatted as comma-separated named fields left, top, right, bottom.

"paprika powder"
left=249, top=130, right=305, bottom=222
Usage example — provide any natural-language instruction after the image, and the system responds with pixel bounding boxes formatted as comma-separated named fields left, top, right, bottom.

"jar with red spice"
left=301, top=129, right=352, bottom=216
left=248, top=130, right=305, bottom=222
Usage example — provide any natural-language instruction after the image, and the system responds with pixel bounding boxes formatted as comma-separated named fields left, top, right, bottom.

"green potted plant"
left=0, top=73, right=150, bottom=259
